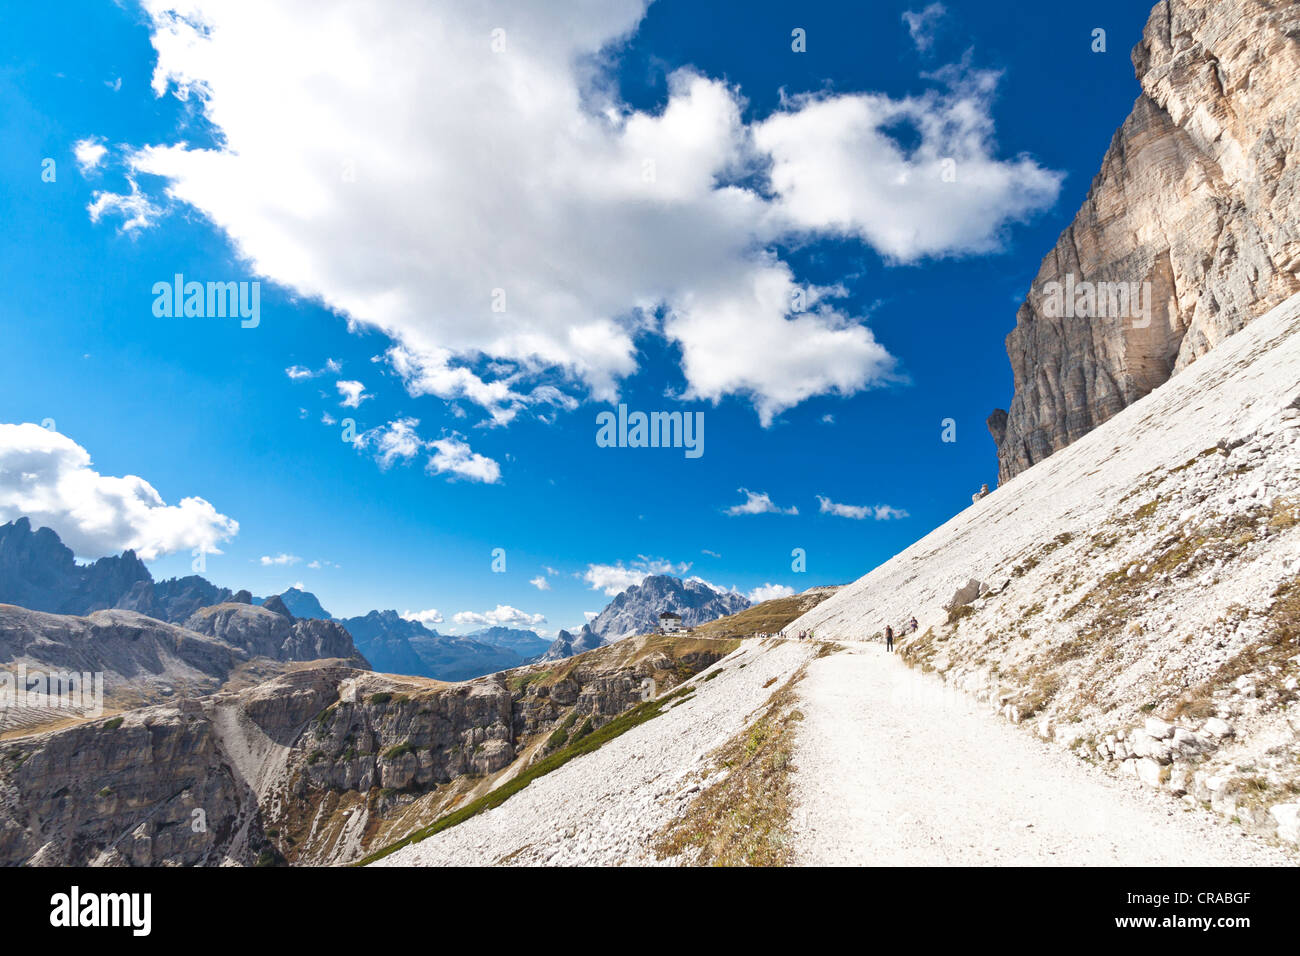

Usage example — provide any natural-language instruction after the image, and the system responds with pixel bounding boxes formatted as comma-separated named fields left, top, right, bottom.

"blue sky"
left=0, top=0, right=1151, bottom=631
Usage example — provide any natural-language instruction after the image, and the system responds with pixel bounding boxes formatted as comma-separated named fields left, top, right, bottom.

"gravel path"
left=791, top=644, right=1293, bottom=866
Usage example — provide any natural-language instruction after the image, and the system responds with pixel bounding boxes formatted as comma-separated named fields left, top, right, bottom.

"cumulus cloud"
left=747, top=583, right=795, bottom=603
left=336, top=380, right=370, bottom=408
left=529, top=576, right=550, bottom=591
left=0, top=422, right=238, bottom=560
left=816, top=495, right=910, bottom=520
left=350, top=419, right=501, bottom=484
left=427, top=436, right=501, bottom=484
left=259, top=552, right=300, bottom=566
left=111, top=0, right=1059, bottom=428
left=752, top=70, right=1062, bottom=263
left=582, top=556, right=690, bottom=596
left=401, top=608, right=444, bottom=625
left=73, top=136, right=108, bottom=174
left=902, top=3, right=947, bottom=53
left=725, top=488, right=798, bottom=516
left=366, top=417, right=425, bottom=470
left=453, top=605, right=546, bottom=629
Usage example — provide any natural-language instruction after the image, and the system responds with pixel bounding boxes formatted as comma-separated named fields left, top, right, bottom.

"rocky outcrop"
left=0, top=605, right=247, bottom=701
left=116, top=575, right=235, bottom=623
left=184, top=603, right=367, bottom=668
left=267, top=587, right=331, bottom=620
left=541, top=626, right=606, bottom=662
left=991, top=0, right=1300, bottom=482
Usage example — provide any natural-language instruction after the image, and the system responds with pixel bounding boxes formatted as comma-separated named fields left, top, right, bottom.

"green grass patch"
left=383, top=740, right=416, bottom=760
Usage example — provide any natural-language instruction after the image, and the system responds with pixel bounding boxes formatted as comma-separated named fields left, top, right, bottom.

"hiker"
left=908, top=616, right=918, bottom=634
left=885, top=624, right=894, bottom=652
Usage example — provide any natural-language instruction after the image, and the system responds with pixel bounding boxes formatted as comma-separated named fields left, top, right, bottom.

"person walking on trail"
left=885, top=624, right=894, bottom=652
left=908, top=616, right=918, bottom=634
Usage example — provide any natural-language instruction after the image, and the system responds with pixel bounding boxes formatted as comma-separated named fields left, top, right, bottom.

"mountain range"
left=0, top=518, right=747, bottom=683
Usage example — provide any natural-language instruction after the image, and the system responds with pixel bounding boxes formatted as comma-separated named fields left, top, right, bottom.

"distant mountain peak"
left=542, top=574, right=750, bottom=661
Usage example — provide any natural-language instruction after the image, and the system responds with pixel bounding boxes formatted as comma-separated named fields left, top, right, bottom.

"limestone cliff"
left=991, top=0, right=1300, bottom=482
left=0, top=633, right=733, bottom=865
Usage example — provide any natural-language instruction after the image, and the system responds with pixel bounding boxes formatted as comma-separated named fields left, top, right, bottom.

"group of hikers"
left=883, top=616, right=919, bottom=652
left=777, top=616, right=918, bottom=650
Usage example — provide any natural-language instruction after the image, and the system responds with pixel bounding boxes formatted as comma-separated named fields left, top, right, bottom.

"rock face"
left=541, top=626, right=606, bottom=662
left=0, top=605, right=248, bottom=700
left=991, top=0, right=1300, bottom=483
left=262, top=587, right=331, bottom=621
left=0, top=634, right=736, bottom=865
left=184, top=603, right=368, bottom=668
left=0, top=518, right=233, bottom=621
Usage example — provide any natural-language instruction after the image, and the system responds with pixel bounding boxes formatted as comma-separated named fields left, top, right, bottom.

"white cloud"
left=87, top=178, right=163, bottom=233
left=401, top=608, right=444, bottom=625
left=873, top=504, right=910, bottom=520
left=725, top=488, right=798, bottom=516
left=336, top=380, right=370, bottom=408
left=816, top=495, right=910, bottom=520
left=453, top=604, right=546, bottom=629
left=701, top=548, right=721, bottom=558
left=820, top=413, right=835, bottom=424
left=73, top=137, right=108, bottom=174
left=366, top=417, right=424, bottom=470
left=259, top=552, right=301, bottom=566
left=427, top=436, right=501, bottom=484
left=582, top=556, right=690, bottom=595
left=350, top=419, right=501, bottom=484
left=0, top=422, right=238, bottom=560
left=286, top=359, right=342, bottom=380
left=752, top=72, right=1062, bottom=263
left=321, top=412, right=336, bottom=426
left=112, top=0, right=1058, bottom=428
left=529, top=576, right=550, bottom=591
left=902, top=3, right=947, bottom=53
left=747, top=583, right=794, bottom=603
